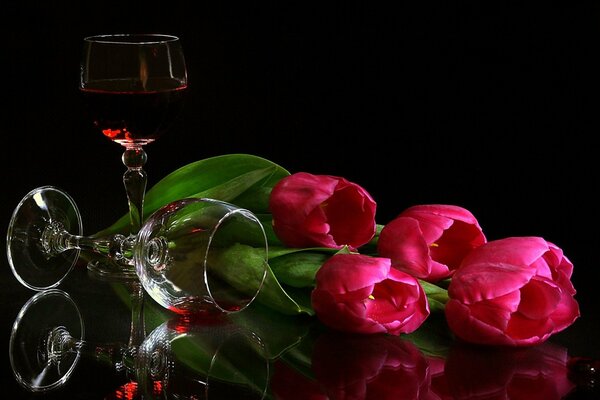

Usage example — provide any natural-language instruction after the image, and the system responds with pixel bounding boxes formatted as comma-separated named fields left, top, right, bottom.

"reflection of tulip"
left=312, top=332, right=432, bottom=399
left=378, top=204, right=486, bottom=282
left=270, top=359, right=328, bottom=400
left=430, top=341, right=575, bottom=399
left=311, top=254, right=430, bottom=335
left=269, top=172, right=377, bottom=250
left=445, top=237, right=580, bottom=346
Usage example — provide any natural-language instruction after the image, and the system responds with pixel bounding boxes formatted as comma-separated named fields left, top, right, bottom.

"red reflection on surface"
left=107, top=381, right=138, bottom=400
left=166, top=313, right=229, bottom=332
left=430, top=341, right=576, bottom=399
left=271, top=359, right=328, bottom=400
left=311, top=332, right=433, bottom=399
left=152, top=380, right=163, bottom=396
left=105, top=380, right=165, bottom=399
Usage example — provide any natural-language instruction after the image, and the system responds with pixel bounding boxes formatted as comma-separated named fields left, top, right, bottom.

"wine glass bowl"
left=80, top=34, right=187, bottom=147
left=135, top=197, right=269, bottom=314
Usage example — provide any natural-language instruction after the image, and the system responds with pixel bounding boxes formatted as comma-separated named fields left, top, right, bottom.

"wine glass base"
left=6, top=186, right=83, bottom=290
left=86, top=258, right=138, bottom=282
left=10, top=289, right=84, bottom=393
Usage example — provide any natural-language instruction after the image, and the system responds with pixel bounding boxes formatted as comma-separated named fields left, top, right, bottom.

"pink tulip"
left=377, top=204, right=487, bottom=282
left=269, top=172, right=377, bottom=249
left=311, top=254, right=430, bottom=335
left=445, top=237, right=580, bottom=346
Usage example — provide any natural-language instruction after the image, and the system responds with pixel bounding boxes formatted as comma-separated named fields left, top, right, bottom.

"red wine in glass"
left=81, top=77, right=187, bottom=145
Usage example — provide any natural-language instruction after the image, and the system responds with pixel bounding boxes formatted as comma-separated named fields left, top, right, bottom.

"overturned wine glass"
left=9, top=289, right=269, bottom=397
left=7, top=186, right=268, bottom=314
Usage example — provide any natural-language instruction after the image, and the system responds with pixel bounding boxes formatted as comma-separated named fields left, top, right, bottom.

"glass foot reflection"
left=9, top=289, right=269, bottom=398
left=9, top=289, right=84, bottom=393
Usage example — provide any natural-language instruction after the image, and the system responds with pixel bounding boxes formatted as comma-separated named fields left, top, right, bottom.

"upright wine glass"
left=10, top=289, right=269, bottom=397
left=80, top=33, right=188, bottom=277
left=7, top=186, right=268, bottom=315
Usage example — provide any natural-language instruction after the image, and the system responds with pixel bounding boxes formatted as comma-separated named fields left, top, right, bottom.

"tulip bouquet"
left=96, top=153, right=580, bottom=347
left=268, top=171, right=579, bottom=346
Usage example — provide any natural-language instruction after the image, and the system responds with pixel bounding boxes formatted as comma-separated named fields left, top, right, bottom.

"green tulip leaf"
left=171, top=335, right=269, bottom=394
left=202, top=243, right=315, bottom=316
left=229, top=302, right=314, bottom=359
left=256, top=264, right=315, bottom=316
left=94, top=153, right=289, bottom=237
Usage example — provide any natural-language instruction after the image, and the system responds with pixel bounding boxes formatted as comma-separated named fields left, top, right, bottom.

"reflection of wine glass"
left=80, top=33, right=188, bottom=276
left=9, top=289, right=84, bottom=392
left=7, top=186, right=268, bottom=314
left=10, top=289, right=269, bottom=398
left=136, top=315, right=269, bottom=399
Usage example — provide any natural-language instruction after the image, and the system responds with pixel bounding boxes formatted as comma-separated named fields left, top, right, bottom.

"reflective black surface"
left=1, top=250, right=599, bottom=399
left=2, top=1, right=600, bottom=398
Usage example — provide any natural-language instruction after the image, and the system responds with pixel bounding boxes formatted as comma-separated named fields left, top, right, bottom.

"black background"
left=1, top=1, right=600, bottom=396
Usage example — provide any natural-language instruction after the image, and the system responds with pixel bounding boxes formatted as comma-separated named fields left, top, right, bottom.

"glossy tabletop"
left=1, top=246, right=599, bottom=399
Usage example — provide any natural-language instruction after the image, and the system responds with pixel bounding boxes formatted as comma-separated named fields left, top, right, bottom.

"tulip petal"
left=378, top=217, right=432, bottom=279
left=445, top=299, right=514, bottom=345
left=468, top=290, right=521, bottom=331
left=325, top=185, right=377, bottom=248
left=549, top=294, right=580, bottom=332
left=366, top=279, right=417, bottom=323
left=402, top=204, right=482, bottom=226
left=548, top=247, right=574, bottom=279
left=449, top=262, right=533, bottom=304
left=400, top=212, right=449, bottom=243
left=505, top=312, right=555, bottom=343
left=304, top=209, right=331, bottom=235
left=431, top=220, right=487, bottom=271
left=315, top=254, right=389, bottom=294
left=311, top=288, right=386, bottom=334
left=517, top=277, right=561, bottom=320
left=460, top=237, right=550, bottom=271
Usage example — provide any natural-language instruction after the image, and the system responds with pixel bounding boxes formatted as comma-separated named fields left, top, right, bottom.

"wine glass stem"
left=122, top=147, right=148, bottom=235
left=128, top=283, right=146, bottom=350
left=42, top=221, right=135, bottom=265
left=45, top=327, right=132, bottom=374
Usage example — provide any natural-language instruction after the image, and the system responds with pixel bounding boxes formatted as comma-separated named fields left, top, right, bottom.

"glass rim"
left=83, top=33, right=180, bottom=45
left=204, top=205, right=269, bottom=314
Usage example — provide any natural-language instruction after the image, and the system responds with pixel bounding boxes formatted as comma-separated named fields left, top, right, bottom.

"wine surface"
left=81, top=78, right=187, bottom=146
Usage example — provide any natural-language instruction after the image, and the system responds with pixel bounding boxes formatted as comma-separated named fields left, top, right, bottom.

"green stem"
left=418, top=279, right=449, bottom=313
